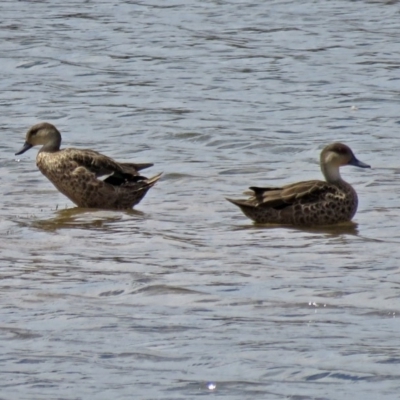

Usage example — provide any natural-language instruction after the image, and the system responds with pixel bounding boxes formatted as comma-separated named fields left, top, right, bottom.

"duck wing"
left=118, top=162, right=153, bottom=174
left=62, top=148, right=151, bottom=178
left=248, top=180, right=336, bottom=209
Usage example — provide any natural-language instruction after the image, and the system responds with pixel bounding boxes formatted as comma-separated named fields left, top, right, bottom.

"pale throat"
left=39, top=138, right=61, bottom=153
left=321, top=163, right=342, bottom=183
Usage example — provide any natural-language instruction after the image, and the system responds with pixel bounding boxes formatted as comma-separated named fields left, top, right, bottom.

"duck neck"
left=39, top=136, right=62, bottom=153
left=321, top=163, right=343, bottom=184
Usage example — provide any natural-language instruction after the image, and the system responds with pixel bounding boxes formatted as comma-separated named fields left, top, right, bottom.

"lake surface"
left=1, top=1, right=400, bottom=399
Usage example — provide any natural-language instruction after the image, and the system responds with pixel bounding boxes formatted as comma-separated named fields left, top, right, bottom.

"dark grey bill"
left=15, top=141, right=33, bottom=155
left=349, top=156, right=370, bottom=169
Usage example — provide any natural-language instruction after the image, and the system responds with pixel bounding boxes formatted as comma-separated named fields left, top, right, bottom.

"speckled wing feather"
left=61, top=148, right=150, bottom=178
left=248, top=180, right=339, bottom=209
left=59, top=148, right=126, bottom=177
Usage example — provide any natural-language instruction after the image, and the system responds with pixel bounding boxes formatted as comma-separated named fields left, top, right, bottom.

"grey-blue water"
left=1, top=1, right=400, bottom=399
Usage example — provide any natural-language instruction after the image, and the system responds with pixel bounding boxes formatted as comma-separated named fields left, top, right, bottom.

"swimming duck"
left=15, top=122, right=162, bottom=210
left=226, top=143, right=370, bottom=226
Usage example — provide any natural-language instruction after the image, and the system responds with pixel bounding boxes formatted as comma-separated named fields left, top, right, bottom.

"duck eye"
left=335, top=145, right=347, bottom=155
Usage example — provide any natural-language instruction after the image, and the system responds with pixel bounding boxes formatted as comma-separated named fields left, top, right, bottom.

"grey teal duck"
left=226, top=143, right=370, bottom=226
left=15, top=122, right=162, bottom=210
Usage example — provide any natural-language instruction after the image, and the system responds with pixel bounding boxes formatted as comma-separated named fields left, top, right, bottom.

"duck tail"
left=226, top=197, right=265, bottom=223
left=144, top=172, right=163, bottom=188
left=226, top=197, right=257, bottom=210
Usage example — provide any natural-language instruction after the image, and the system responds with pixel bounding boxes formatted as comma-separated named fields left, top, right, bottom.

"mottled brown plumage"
left=15, top=122, right=161, bottom=209
left=227, top=143, right=370, bottom=226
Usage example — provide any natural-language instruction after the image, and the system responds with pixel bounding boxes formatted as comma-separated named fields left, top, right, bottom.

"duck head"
left=320, top=142, right=370, bottom=182
left=15, top=122, right=62, bottom=155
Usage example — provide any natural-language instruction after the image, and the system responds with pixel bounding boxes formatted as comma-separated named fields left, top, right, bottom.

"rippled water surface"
left=1, top=1, right=400, bottom=399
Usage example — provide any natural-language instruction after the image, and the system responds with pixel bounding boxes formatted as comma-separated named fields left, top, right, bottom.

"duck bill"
left=15, top=141, right=33, bottom=155
left=349, top=156, right=370, bottom=169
